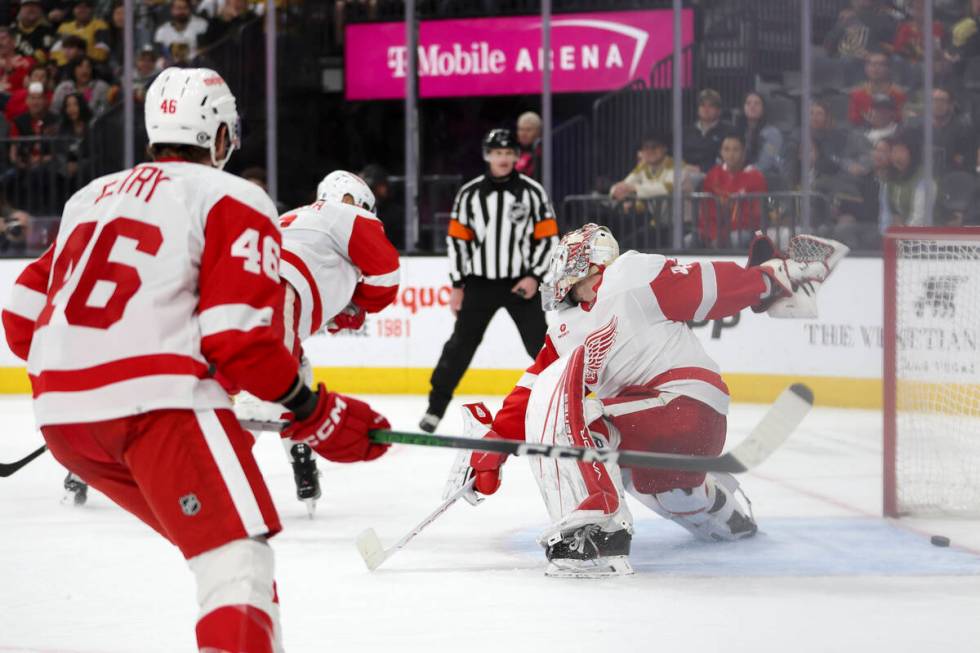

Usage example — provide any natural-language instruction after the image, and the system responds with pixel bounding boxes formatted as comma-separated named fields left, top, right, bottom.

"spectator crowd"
left=599, top=0, right=980, bottom=252
left=0, top=0, right=262, bottom=255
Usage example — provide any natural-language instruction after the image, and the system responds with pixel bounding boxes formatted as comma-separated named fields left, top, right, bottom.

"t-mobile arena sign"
left=345, top=10, right=694, bottom=100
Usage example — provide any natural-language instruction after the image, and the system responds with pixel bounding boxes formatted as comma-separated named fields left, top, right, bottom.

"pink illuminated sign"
left=345, top=10, right=694, bottom=100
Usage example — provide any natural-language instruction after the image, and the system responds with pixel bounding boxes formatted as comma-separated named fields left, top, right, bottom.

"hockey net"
left=884, top=228, right=980, bottom=517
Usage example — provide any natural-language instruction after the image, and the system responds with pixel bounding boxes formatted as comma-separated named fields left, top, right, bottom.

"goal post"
left=883, top=227, right=980, bottom=517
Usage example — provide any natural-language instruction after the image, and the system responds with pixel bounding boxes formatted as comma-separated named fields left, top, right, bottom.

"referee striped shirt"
left=447, top=172, right=559, bottom=287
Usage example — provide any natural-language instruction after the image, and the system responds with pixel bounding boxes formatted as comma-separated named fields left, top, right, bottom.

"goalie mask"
left=542, top=224, right=619, bottom=311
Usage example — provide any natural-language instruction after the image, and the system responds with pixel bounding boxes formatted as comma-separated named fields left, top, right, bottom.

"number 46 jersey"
left=1, top=161, right=300, bottom=427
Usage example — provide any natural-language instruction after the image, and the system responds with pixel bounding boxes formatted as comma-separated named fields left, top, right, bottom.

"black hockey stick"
left=0, top=444, right=47, bottom=478
left=242, top=383, right=813, bottom=474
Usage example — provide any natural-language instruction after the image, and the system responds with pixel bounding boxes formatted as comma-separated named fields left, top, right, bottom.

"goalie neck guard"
left=542, top=223, right=619, bottom=311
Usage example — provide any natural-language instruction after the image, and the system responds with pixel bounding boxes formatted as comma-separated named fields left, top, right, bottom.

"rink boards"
left=0, top=255, right=884, bottom=407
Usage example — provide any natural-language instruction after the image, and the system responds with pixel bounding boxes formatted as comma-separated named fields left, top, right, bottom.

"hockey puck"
left=930, top=535, right=950, bottom=547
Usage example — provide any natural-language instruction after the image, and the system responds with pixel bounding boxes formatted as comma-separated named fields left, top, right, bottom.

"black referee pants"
left=427, top=276, right=547, bottom=418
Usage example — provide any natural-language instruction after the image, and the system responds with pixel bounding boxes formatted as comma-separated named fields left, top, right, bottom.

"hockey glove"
left=469, top=431, right=509, bottom=495
left=326, top=303, right=366, bottom=334
left=282, top=383, right=390, bottom=463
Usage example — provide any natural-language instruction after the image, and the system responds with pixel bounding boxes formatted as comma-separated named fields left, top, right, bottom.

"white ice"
left=1, top=395, right=979, bottom=653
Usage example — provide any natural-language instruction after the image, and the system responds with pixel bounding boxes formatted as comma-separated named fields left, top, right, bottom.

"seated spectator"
left=52, top=56, right=112, bottom=116
left=823, top=139, right=891, bottom=250
left=9, top=81, right=57, bottom=171
left=824, top=0, right=897, bottom=61
left=848, top=51, right=906, bottom=127
left=696, top=134, right=768, bottom=249
left=864, top=93, right=900, bottom=145
left=610, top=131, right=684, bottom=200
left=201, top=0, right=255, bottom=49
left=909, top=87, right=976, bottom=174
left=154, top=0, right=209, bottom=60
left=736, top=91, right=783, bottom=177
left=813, top=97, right=873, bottom=177
left=0, top=207, right=30, bottom=255
left=5, top=66, right=52, bottom=122
left=947, top=0, right=980, bottom=65
left=892, top=0, right=944, bottom=63
left=0, top=26, right=34, bottom=94
left=515, top=111, right=541, bottom=181
left=11, top=0, right=56, bottom=65
left=883, top=130, right=935, bottom=227
left=105, top=1, right=126, bottom=75
left=132, top=45, right=159, bottom=103
left=56, top=91, right=91, bottom=184
left=53, top=34, right=86, bottom=83
left=683, top=88, right=735, bottom=176
left=51, top=0, right=109, bottom=66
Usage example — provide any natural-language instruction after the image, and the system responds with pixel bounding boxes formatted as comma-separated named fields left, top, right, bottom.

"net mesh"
left=893, top=237, right=980, bottom=515
left=788, top=235, right=835, bottom=263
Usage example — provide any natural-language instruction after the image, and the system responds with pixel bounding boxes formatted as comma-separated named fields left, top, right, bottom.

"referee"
left=419, top=128, right=559, bottom=433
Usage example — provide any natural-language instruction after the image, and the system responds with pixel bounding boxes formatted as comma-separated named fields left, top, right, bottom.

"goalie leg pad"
left=628, top=472, right=757, bottom=542
left=190, top=538, right=279, bottom=653
left=607, top=391, right=726, bottom=495
left=525, top=346, right=632, bottom=546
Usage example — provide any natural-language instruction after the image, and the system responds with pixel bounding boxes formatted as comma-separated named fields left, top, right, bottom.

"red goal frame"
left=882, top=226, right=980, bottom=517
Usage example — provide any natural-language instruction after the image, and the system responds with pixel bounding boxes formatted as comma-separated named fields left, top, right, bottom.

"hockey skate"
left=544, top=525, right=634, bottom=578
left=62, top=472, right=88, bottom=507
left=289, top=443, right=321, bottom=518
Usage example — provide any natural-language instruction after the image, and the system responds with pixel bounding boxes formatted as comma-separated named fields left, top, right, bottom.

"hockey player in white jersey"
left=445, top=223, right=846, bottom=577
left=2, top=68, right=392, bottom=651
left=233, top=169, right=401, bottom=515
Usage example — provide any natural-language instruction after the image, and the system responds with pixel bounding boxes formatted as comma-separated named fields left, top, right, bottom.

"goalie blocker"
left=444, top=225, right=845, bottom=578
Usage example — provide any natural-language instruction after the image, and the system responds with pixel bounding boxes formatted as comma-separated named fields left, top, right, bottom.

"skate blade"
left=303, top=498, right=317, bottom=519
left=544, top=556, right=634, bottom=579
left=355, top=528, right=388, bottom=571
left=61, top=494, right=86, bottom=507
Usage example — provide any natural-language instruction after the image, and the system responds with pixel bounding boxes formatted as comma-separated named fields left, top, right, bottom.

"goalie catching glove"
left=748, top=233, right=849, bottom=318
left=280, top=382, right=390, bottom=462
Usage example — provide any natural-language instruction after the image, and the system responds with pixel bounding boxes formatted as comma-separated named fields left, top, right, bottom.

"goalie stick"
left=355, top=477, right=477, bottom=572
left=0, top=444, right=47, bottom=478
left=242, top=383, right=813, bottom=474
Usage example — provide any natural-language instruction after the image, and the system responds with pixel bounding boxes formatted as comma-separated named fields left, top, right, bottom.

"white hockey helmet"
left=541, top=223, right=619, bottom=311
left=144, top=67, right=240, bottom=169
left=316, top=170, right=376, bottom=212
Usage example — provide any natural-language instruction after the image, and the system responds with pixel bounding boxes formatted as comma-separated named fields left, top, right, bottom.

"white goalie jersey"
left=492, top=250, right=782, bottom=440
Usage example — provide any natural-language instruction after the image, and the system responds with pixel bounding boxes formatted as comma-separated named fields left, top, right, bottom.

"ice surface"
left=1, top=395, right=978, bottom=653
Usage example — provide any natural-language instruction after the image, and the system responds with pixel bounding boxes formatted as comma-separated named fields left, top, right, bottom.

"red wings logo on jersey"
left=583, top=316, right=617, bottom=385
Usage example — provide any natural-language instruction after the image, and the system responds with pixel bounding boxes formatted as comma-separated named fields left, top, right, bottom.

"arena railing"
left=0, top=134, right=96, bottom=210
left=559, top=191, right=838, bottom=254
left=560, top=193, right=722, bottom=253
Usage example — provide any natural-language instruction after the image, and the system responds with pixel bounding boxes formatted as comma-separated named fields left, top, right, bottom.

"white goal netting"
left=891, top=235, right=980, bottom=516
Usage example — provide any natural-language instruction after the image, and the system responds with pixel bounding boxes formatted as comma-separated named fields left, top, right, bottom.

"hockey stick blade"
left=355, top=528, right=388, bottom=571
left=0, top=444, right=47, bottom=478
left=692, top=382, right=813, bottom=473
left=354, top=478, right=477, bottom=572
left=242, top=383, right=812, bottom=474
